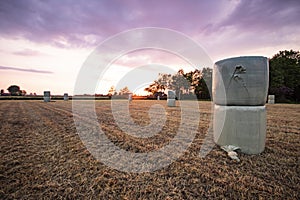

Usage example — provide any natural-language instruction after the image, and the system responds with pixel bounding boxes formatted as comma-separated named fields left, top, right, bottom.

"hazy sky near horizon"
left=0, top=0, right=299, bottom=95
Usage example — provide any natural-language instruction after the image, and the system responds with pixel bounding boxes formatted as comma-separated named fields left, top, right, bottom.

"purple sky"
left=0, top=0, right=299, bottom=94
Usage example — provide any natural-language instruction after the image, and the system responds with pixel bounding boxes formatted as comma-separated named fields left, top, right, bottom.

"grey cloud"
left=13, top=48, right=43, bottom=56
left=218, top=0, right=300, bottom=31
left=0, top=0, right=232, bottom=48
left=0, top=0, right=299, bottom=51
left=0, top=66, right=53, bottom=74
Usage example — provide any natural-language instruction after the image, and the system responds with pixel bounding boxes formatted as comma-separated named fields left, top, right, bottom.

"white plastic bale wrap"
left=213, top=56, right=269, bottom=106
left=64, top=93, right=68, bottom=101
left=268, top=95, right=275, bottom=100
left=167, top=90, right=176, bottom=107
left=167, top=99, right=176, bottom=107
left=268, top=95, right=275, bottom=104
left=43, top=91, right=51, bottom=102
left=213, top=105, right=266, bottom=154
left=168, top=90, right=176, bottom=99
left=128, top=94, right=132, bottom=101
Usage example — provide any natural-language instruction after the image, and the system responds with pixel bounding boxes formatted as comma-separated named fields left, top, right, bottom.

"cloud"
left=0, top=66, right=53, bottom=74
left=13, top=48, right=43, bottom=56
left=193, top=0, right=300, bottom=60
left=0, top=0, right=235, bottom=48
left=218, top=0, right=300, bottom=32
left=0, top=0, right=298, bottom=62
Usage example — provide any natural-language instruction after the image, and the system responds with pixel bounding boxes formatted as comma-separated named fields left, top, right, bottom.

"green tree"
left=157, top=73, right=172, bottom=91
left=7, top=85, right=20, bottom=96
left=20, top=90, right=26, bottom=96
left=144, top=73, right=171, bottom=95
left=183, top=68, right=212, bottom=100
left=199, top=67, right=212, bottom=99
left=144, top=81, right=161, bottom=95
left=170, top=69, right=191, bottom=99
left=145, top=68, right=213, bottom=100
left=269, top=50, right=300, bottom=102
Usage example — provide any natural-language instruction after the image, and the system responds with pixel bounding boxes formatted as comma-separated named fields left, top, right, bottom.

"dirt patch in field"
left=0, top=100, right=299, bottom=199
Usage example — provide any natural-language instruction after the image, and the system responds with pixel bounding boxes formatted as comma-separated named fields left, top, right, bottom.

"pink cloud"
left=13, top=48, right=43, bottom=56
left=0, top=0, right=240, bottom=48
left=0, top=65, right=53, bottom=74
left=0, top=0, right=298, bottom=58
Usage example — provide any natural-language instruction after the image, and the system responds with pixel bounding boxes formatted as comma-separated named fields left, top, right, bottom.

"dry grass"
left=0, top=100, right=299, bottom=199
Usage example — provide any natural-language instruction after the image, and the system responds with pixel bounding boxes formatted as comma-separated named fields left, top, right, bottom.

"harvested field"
left=0, top=100, right=299, bottom=199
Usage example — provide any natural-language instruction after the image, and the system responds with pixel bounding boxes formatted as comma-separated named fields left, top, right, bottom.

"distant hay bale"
left=44, top=91, right=51, bottom=102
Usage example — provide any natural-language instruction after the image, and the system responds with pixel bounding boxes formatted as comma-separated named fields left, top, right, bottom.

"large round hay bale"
left=268, top=95, right=275, bottom=104
left=167, top=90, right=176, bottom=107
left=213, top=105, right=266, bottom=154
left=167, top=99, right=176, bottom=107
left=213, top=56, right=269, bottom=106
left=167, top=90, right=176, bottom=99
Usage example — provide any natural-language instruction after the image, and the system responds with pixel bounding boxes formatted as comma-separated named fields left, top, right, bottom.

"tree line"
left=0, top=85, right=27, bottom=96
left=144, top=68, right=212, bottom=100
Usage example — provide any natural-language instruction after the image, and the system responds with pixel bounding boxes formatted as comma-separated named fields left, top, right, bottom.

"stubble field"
left=0, top=100, right=299, bottom=199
